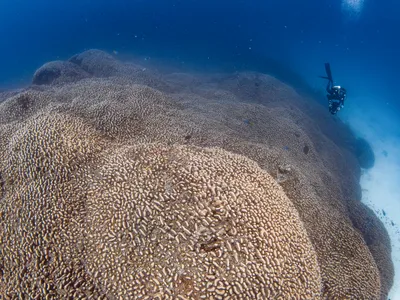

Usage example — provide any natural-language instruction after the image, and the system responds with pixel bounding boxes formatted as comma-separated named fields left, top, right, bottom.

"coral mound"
left=84, top=143, right=322, bottom=299
left=33, top=61, right=90, bottom=85
left=69, top=49, right=122, bottom=77
left=0, top=49, right=393, bottom=299
left=0, top=112, right=322, bottom=299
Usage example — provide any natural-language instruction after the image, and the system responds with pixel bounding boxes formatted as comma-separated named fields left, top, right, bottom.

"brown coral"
left=0, top=49, right=392, bottom=299
left=0, top=112, right=322, bottom=299
left=0, top=113, right=106, bottom=299
left=82, top=144, right=323, bottom=299
left=347, top=198, right=394, bottom=299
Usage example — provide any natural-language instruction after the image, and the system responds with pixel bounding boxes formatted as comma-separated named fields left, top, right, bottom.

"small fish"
left=283, top=146, right=289, bottom=151
left=113, top=50, right=119, bottom=55
left=243, top=119, right=253, bottom=126
left=382, top=209, right=386, bottom=216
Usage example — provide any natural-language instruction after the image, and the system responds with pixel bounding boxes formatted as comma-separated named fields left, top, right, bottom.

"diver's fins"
left=324, top=63, right=333, bottom=82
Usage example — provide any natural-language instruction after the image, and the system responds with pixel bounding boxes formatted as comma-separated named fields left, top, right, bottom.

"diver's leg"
left=325, top=63, right=333, bottom=81
left=326, top=80, right=333, bottom=93
left=329, top=100, right=339, bottom=114
left=333, top=101, right=340, bottom=113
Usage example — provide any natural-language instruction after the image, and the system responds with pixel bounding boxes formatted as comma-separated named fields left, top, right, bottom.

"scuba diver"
left=319, top=63, right=347, bottom=115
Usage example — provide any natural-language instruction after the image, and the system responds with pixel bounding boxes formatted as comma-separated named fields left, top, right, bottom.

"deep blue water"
left=1, top=0, right=399, bottom=111
left=1, top=0, right=400, bottom=297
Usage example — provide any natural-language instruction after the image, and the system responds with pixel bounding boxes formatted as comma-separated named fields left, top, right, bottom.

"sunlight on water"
left=341, top=0, right=365, bottom=19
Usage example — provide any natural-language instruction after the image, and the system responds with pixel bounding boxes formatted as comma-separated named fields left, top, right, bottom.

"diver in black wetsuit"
left=320, top=63, right=347, bottom=115
left=326, top=81, right=346, bottom=115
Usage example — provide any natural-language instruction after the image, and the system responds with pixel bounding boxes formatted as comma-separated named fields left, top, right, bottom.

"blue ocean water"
left=1, top=0, right=400, bottom=298
left=1, top=0, right=398, bottom=101
left=1, top=0, right=399, bottom=99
